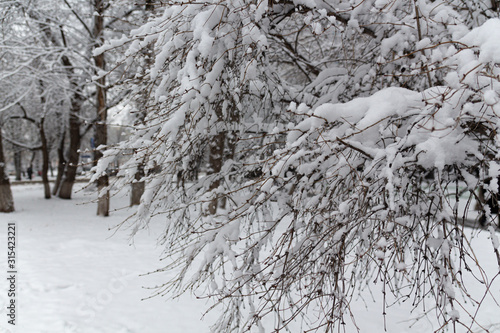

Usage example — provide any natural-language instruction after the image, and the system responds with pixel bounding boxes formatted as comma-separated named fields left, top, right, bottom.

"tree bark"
left=129, top=0, right=154, bottom=207
left=208, top=131, right=225, bottom=215
left=53, top=131, right=66, bottom=195
left=130, top=164, right=144, bottom=206
left=14, top=150, right=22, bottom=181
left=39, top=117, right=51, bottom=199
left=96, top=174, right=110, bottom=216
left=0, top=130, right=15, bottom=213
left=94, top=0, right=109, bottom=216
left=219, top=104, right=239, bottom=210
left=58, top=98, right=82, bottom=199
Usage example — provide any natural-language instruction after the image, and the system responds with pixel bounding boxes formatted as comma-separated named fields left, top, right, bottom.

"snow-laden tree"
left=1, top=13, right=71, bottom=197
left=1, top=0, right=142, bottom=209
left=0, top=0, right=91, bottom=198
left=96, top=0, right=500, bottom=331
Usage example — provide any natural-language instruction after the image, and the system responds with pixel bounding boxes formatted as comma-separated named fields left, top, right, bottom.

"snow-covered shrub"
left=96, top=0, right=500, bottom=331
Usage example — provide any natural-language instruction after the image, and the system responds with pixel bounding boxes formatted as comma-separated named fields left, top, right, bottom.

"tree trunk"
left=94, top=0, right=109, bottom=216
left=130, top=164, right=145, bottom=206
left=29, top=150, right=36, bottom=174
left=14, top=150, right=22, bottom=181
left=0, top=130, right=15, bottom=213
left=58, top=100, right=82, bottom=199
left=491, top=0, right=498, bottom=11
left=220, top=105, right=239, bottom=210
left=127, top=0, right=154, bottom=208
left=96, top=174, right=109, bottom=216
left=128, top=0, right=155, bottom=208
left=145, top=0, right=154, bottom=11
left=53, top=131, right=66, bottom=195
left=40, top=117, right=51, bottom=199
left=208, top=131, right=225, bottom=215
left=130, top=180, right=145, bottom=206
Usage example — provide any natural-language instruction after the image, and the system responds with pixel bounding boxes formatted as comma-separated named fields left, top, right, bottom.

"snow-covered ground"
left=0, top=184, right=218, bottom=333
left=0, top=184, right=499, bottom=332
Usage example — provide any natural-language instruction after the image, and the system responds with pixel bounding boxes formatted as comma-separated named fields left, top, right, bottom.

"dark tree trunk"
left=145, top=0, right=154, bottom=11
left=94, top=0, right=109, bottom=216
left=58, top=99, right=82, bottom=199
left=0, top=130, right=15, bottom=213
left=491, top=0, right=498, bottom=11
left=208, top=131, right=225, bottom=215
left=14, top=150, right=22, bottom=181
left=40, top=117, right=51, bottom=199
left=53, top=131, right=66, bottom=195
left=220, top=105, right=239, bottom=210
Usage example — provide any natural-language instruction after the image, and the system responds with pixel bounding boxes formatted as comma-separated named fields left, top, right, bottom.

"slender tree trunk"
left=219, top=105, right=239, bottom=210
left=127, top=0, right=155, bottom=208
left=29, top=150, right=36, bottom=173
left=96, top=173, right=109, bottom=215
left=128, top=0, right=155, bottom=207
left=208, top=131, right=225, bottom=215
left=14, top=150, right=22, bottom=181
left=39, top=117, right=51, bottom=199
left=53, top=131, right=66, bottom=195
left=94, top=0, right=109, bottom=216
left=207, top=101, right=238, bottom=215
left=0, top=130, right=15, bottom=213
left=130, top=176, right=144, bottom=206
left=130, top=164, right=145, bottom=206
left=58, top=100, right=82, bottom=199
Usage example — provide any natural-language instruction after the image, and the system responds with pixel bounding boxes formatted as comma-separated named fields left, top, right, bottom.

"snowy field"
left=0, top=184, right=499, bottom=333
left=0, top=184, right=218, bottom=333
